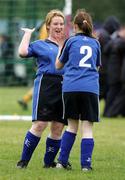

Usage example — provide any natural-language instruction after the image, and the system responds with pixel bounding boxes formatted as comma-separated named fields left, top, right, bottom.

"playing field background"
left=0, top=87, right=125, bottom=180
left=1, top=1, right=125, bottom=179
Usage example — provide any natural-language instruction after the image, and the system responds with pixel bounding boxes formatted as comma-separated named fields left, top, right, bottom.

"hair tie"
left=83, top=20, right=87, bottom=24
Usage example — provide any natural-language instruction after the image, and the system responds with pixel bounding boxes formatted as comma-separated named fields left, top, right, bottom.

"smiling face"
left=47, top=15, right=65, bottom=42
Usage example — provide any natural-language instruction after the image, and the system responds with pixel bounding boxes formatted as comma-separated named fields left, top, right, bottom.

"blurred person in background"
left=55, top=9, right=101, bottom=171
left=38, top=22, right=48, bottom=40
left=17, top=9, right=67, bottom=169
left=97, top=16, right=121, bottom=116
left=0, top=34, right=14, bottom=84
left=18, top=87, right=33, bottom=110
left=97, top=16, right=120, bottom=116
left=103, top=25, right=125, bottom=117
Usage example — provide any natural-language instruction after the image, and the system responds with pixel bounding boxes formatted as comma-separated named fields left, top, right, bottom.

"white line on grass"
left=0, top=115, right=31, bottom=121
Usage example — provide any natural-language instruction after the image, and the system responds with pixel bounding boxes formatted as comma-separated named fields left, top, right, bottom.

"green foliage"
left=72, top=0, right=125, bottom=22
left=0, top=0, right=125, bottom=21
left=0, top=0, right=65, bottom=19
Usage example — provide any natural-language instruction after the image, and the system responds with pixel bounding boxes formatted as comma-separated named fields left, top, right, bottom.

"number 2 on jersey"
left=79, top=45, right=92, bottom=67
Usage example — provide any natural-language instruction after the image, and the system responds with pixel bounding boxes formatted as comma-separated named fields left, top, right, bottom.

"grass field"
left=0, top=87, right=125, bottom=180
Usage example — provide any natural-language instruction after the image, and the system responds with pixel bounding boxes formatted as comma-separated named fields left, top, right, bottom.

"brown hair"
left=73, top=9, right=95, bottom=38
left=45, top=9, right=64, bottom=32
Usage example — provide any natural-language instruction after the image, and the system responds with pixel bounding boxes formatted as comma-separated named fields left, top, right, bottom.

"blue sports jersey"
left=59, top=33, right=101, bottom=95
left=27, top=39, right=64, bottom=76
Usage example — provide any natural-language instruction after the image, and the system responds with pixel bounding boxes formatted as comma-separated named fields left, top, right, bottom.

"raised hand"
left=18, top=28, right=35, bottom=57
left=21, top=28, right=35, bottom=34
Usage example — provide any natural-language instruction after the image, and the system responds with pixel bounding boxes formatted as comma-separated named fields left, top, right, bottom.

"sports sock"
left=58, top=131, right=76, bottom=165
left=81, top=138, right=94, bottom=168
left=44, top=137, right=61, bottom=165
left=21, top=131, right=40, bottom=162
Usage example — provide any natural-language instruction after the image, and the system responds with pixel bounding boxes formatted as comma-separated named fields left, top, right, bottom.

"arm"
left=55, top=37, right=69, bottom=70
left=18, top=28, right=35, bottom=57
left=55, top=47, right=64, bottom=69
left=55, top=57, right=64, bottom=69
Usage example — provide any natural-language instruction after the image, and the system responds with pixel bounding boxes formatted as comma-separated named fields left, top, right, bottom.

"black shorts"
left=32, top=74, right=67, bottom=125
left=63, top=92, right=99, bottom=122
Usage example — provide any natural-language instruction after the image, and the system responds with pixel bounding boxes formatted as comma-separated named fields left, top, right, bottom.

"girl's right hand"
left=21, top=28, right=35, bottom=33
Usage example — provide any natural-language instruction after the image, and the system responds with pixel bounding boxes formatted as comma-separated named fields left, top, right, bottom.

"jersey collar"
left=45, top=39, right=58, bottom=47
left=75, top=33, right=85, bottom=36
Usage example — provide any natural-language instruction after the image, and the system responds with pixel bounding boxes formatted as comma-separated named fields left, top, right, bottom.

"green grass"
left=0, top=87, right=32, bottom=115
left=0, top=87, right=125, bottom=180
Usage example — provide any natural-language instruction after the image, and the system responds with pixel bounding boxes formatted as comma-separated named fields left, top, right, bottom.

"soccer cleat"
left=43, top=162, right=57, bottom=168
left=56, top=161, right=72, bottom=170
left=16, top=160, right=29, bottom=169
left=18, top=100, right=28, bottom=110
left=82, top=166, right=92, bottom=171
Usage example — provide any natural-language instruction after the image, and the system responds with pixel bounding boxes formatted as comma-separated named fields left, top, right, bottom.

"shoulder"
left=95, top=38, right=101, bottom=46
left=30, top=40, right=44, bottom=46
left=30, top=40, right=51, bottom=50
left=64, top=35, right=77, bottom=44
left=62, top=35, right=78, bottom=50
left=91, top=37, right=101, bottom=48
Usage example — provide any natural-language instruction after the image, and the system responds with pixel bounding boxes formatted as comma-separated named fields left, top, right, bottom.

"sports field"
left=0, top=87, right=125, bottom=180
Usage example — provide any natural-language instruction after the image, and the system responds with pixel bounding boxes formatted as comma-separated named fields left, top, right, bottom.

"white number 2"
left=79, top=45, right=92, bottom=67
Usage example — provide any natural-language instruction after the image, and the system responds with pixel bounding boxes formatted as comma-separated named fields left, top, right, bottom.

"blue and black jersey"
left=59, top=33, right=101, bottom=95
left=27, top=39, right=64, bottom=76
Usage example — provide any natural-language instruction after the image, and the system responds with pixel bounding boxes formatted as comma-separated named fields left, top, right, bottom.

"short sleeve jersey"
left=27, top=39, right=64, bottom=76
left=59, top=33, right=101, bottom=95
